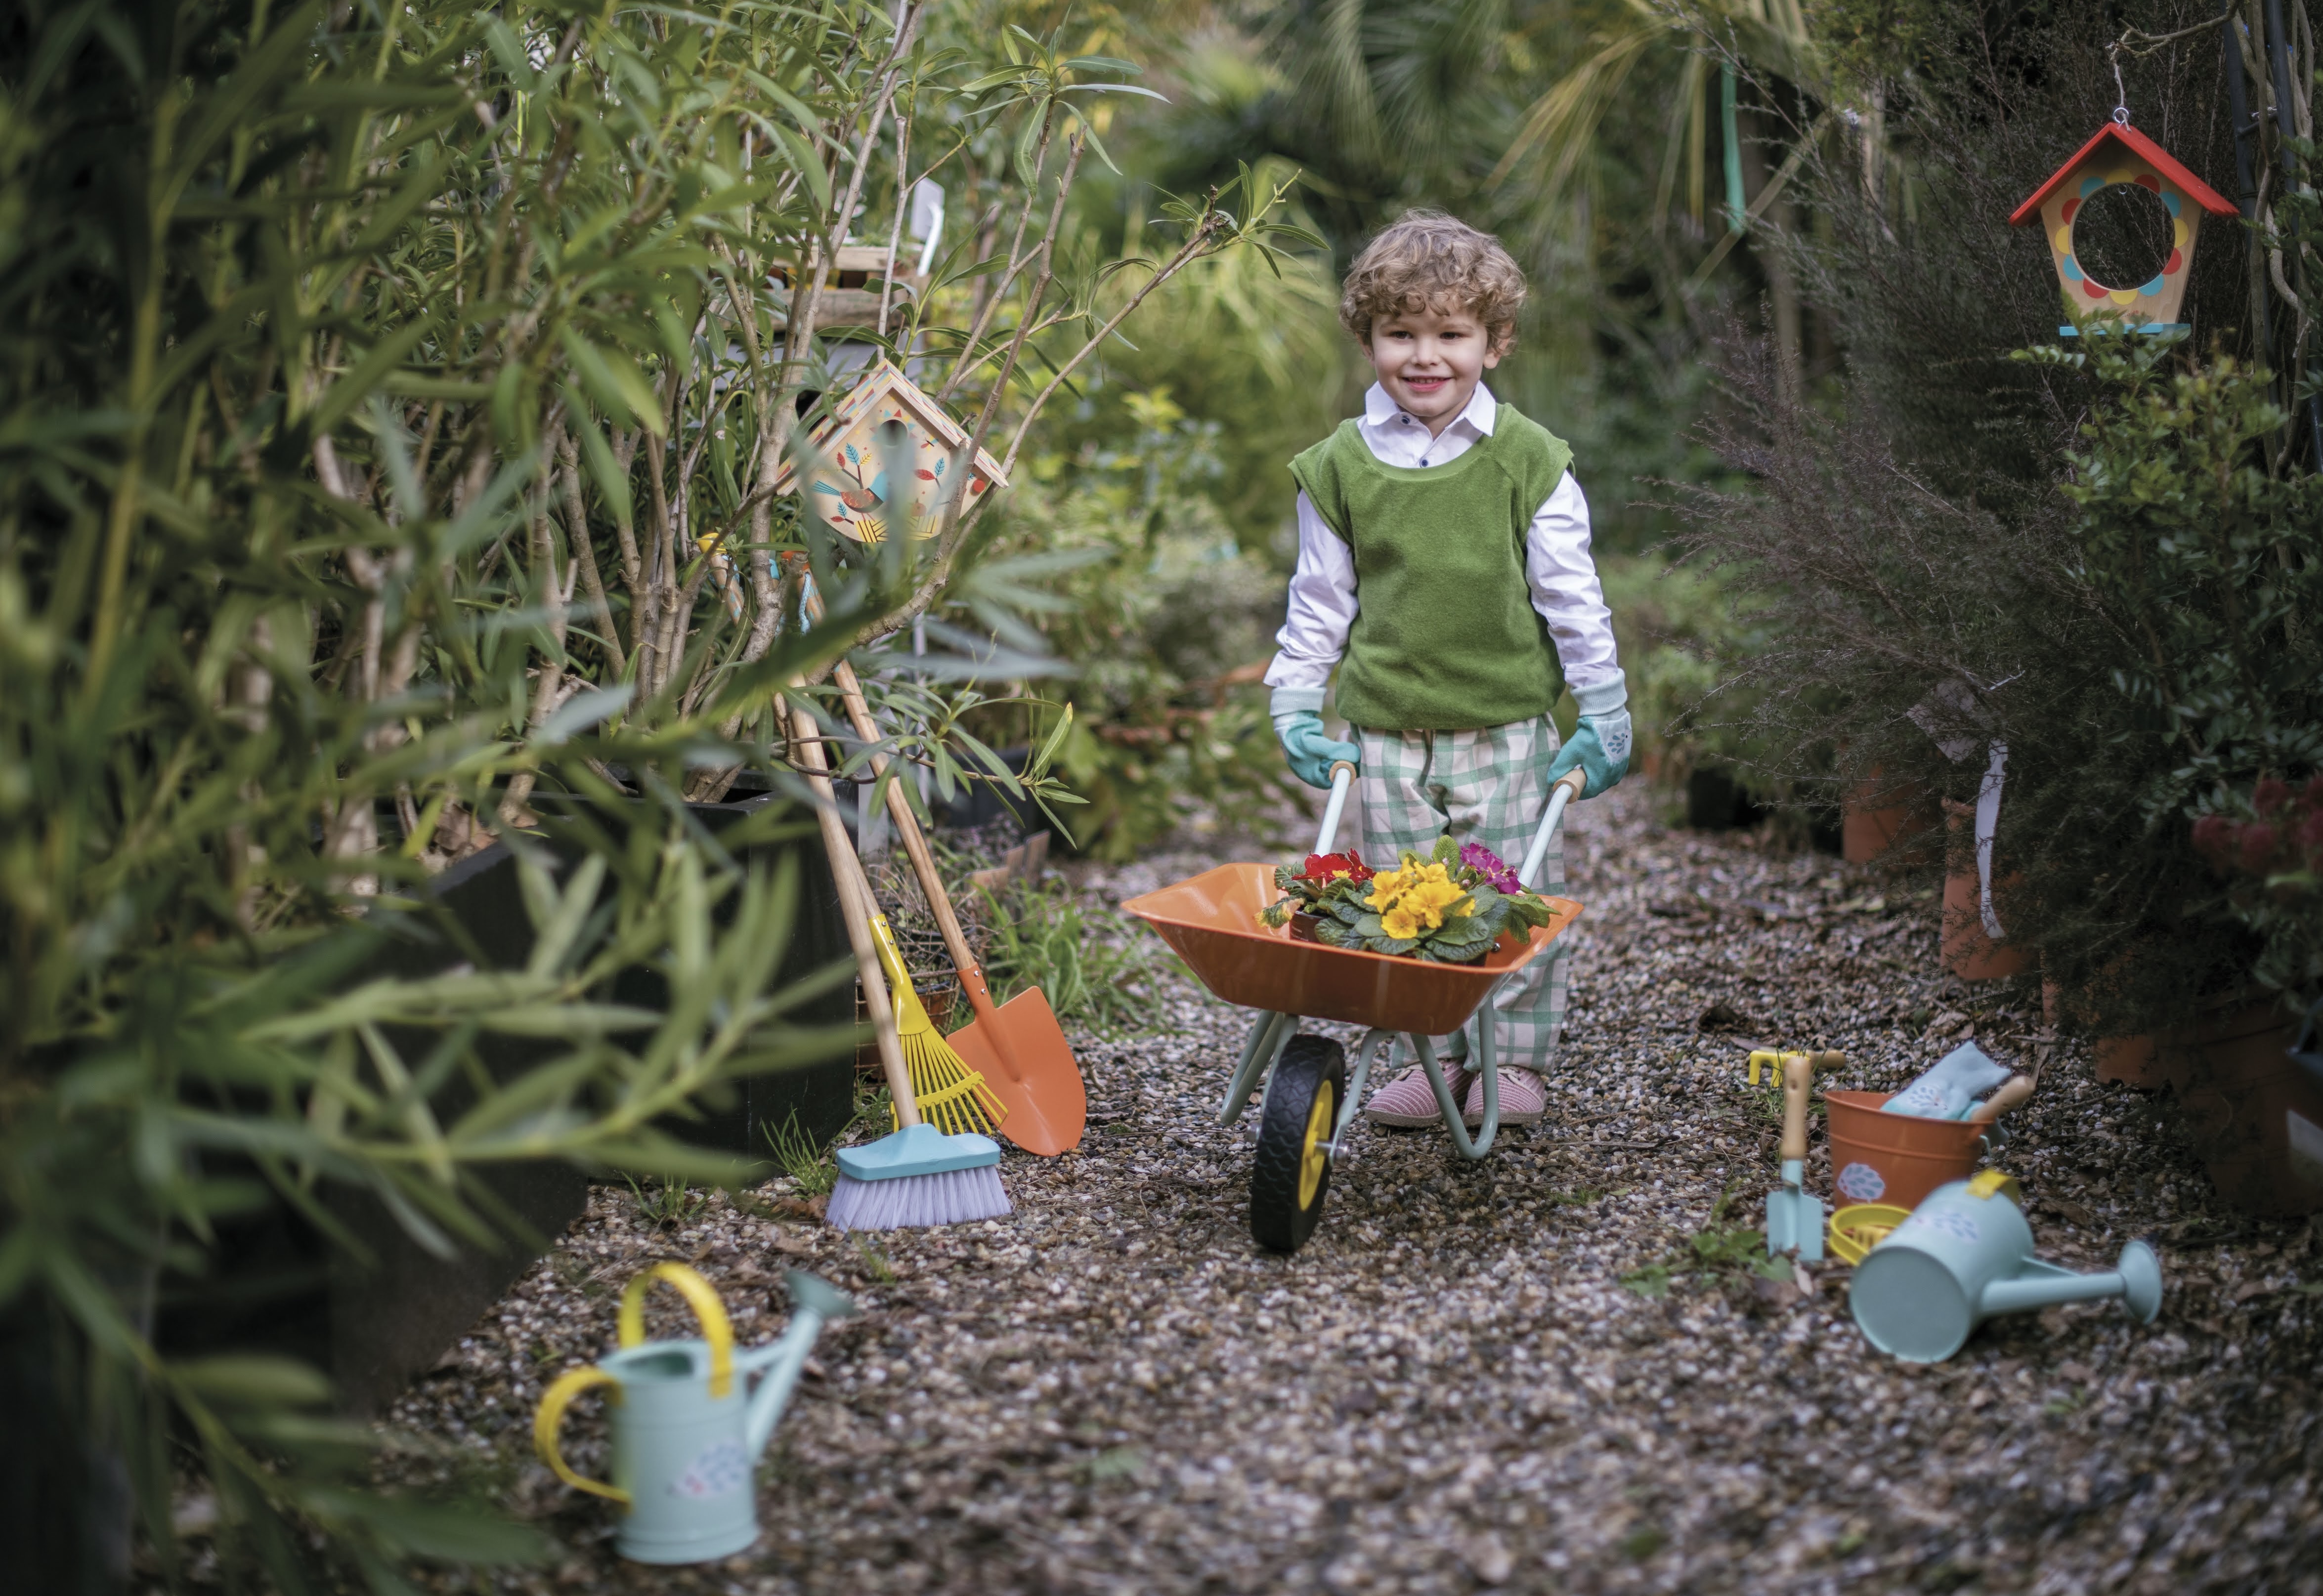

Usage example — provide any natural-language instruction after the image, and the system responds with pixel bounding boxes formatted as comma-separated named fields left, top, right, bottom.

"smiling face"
left=1364, top=300, right=1503, bottom=436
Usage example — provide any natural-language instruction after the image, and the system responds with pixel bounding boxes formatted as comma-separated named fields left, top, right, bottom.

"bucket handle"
left=533, top=1367, right=631, bottom=1505
left=618, top=1261, right=735, bottom=1398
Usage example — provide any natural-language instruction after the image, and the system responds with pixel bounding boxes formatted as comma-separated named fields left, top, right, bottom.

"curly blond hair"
left=1338, top=211, right=1527, bottom=353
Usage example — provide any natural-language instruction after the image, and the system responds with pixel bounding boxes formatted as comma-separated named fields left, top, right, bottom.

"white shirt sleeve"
left=1261, top=491, right=1358, bottom=692
left=1527, top=471, right=1622, bottom=697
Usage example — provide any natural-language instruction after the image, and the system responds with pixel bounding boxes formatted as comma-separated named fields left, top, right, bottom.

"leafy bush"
left=977, top=881, right=1166, bottom=1039
left=2035, top=338, right=2323, bottom=1021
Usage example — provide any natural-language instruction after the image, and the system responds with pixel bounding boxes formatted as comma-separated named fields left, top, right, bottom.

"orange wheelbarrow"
left=1123, top=762, right=1584, bottom=1253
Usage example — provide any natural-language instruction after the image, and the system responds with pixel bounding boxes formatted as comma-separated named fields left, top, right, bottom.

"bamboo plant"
left=0, top=0, right=1307, bottom=1582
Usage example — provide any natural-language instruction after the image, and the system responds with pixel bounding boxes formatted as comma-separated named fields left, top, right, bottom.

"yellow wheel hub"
left=1297, top=1083, right=1336, bottom=1208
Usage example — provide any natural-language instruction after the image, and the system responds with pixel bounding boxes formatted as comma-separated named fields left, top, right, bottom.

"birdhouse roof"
left=2009, top=120, right=2237, bottom=226
left=771, top=359, right=1008, bottom=496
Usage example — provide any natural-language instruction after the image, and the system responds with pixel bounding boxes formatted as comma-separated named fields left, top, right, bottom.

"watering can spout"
left=1975, top=1239, right=2164, bottom=1321
left=742, top=1270, right=857, bottom=1459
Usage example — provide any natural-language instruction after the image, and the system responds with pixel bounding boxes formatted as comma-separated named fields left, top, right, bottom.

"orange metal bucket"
left=1122, top=864, right=1583, bottom=1034
left=1825, top=1089, right=1987, bottom=1210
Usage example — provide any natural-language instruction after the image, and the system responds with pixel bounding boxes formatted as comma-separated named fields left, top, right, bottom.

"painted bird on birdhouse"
left=2009, top=113, right=2237, bottom=337
left=774, top=360, right=1007, bottom=543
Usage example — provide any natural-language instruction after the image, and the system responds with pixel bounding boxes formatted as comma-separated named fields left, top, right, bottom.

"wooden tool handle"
left=1551, top=767, right=1587, bottom=802
left=1780, top=1051, right=1813, bottom=1164
left=789, top=703, right=919, bottom=1129
left=826, top=658, right=1000, bottom=1026
left=1968, top=1075, right=2034, bottom=1123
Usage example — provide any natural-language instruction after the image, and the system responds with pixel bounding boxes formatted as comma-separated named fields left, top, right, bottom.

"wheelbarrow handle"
left=1517, top=769, right=1588, bottom=891
left=1312, top=761, right=1358, bottom=855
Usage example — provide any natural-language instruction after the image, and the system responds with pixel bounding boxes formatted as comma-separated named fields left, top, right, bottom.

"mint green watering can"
left=1850, top=1172, right=2161, bottom=1363
left=534, top=1262, right=855, bottom=1564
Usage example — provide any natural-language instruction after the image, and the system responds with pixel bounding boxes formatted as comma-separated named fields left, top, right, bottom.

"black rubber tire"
left=1249, top=1034, right=1346, bottom=1255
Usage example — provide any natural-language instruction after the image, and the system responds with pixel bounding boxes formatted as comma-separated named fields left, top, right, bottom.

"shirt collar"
left=1362, top=380, right=1499, bottom=434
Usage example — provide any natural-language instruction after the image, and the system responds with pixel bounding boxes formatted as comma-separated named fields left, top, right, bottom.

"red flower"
left=2300, top=809, right=2323, bottom=859
left=2191, top=813, right=2236, bottom=866
left=2303, top=775, right=2323, bottom=815
left=2239, top=821, right=2280, bottom=873
left=2255, top=777, right=2292, bottom=816
left=1299, top=849, right=1373, bottom=884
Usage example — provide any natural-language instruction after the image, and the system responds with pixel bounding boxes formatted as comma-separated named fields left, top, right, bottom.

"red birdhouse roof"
left=2009, top=120, right=2237, bottom=226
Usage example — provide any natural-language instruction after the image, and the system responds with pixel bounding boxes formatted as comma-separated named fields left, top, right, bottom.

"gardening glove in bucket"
left=1271, top=688, right=1358, bottom=791
left=1547, top=674, right=1632, bottom=799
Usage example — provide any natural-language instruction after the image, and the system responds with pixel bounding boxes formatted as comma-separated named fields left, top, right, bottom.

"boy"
left=1263, top=211, right=1628, bottom=1129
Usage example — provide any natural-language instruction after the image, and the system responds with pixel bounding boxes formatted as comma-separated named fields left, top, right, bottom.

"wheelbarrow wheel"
left=1250, top=1034, right=1346, bottom=1255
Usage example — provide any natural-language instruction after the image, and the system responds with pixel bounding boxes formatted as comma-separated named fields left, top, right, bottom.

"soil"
left=390, top=784, right=2323, bottom=1595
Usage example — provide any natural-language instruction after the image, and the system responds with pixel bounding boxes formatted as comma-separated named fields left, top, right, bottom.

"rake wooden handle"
left=789, top=702, right=919, bottom=1130
left=1969, top=1075, right=2034, bottom=1124
left=1780, top=1051, right=1813, bottom=1165
left=826, top=654, right=1003, bottom=1029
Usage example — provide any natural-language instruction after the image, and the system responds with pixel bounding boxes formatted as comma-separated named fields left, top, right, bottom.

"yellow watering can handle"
left=617, top=1261, right=735, bottom=1398
left=533, top=1367, right=631, bottom=1505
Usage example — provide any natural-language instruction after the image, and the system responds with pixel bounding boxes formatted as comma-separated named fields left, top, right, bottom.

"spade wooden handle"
left=1780, top=1051, right=1813, bottom=1164
left=1969, top=1075, right=2034, bottom=1124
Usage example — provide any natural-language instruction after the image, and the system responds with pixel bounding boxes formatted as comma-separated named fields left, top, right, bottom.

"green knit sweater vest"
left=1289, top=408, right=1574, bottom=732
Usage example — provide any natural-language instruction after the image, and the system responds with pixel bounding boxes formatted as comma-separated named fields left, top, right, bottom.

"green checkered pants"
left=1356, top=716, right=1567, bottom=1073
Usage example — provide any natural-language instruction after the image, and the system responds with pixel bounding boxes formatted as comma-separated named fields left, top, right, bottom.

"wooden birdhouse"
left=2009, top=116, right=2237, bottom=336
left=772, top=359, right=1008, bottom=543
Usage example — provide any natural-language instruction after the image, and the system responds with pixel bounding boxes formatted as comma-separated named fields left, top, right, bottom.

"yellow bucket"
left=1828, top=1202, right=1912, bottom=1265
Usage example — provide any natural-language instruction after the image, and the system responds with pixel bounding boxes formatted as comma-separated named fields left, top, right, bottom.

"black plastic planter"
left=161, top=792, right=854, bottom=1417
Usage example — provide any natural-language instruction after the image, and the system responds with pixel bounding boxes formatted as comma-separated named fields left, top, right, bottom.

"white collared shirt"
left=1261, top=382, right=1620, bottom=697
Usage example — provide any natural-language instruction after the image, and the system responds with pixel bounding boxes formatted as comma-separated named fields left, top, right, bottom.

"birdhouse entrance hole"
left=2070, top=181, right=2175, bottom=293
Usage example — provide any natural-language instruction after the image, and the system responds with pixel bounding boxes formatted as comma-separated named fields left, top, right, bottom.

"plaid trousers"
left=1356, top=716, right=1567, bottom=1073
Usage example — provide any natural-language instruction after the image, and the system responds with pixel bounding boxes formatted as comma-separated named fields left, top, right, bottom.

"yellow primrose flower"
left=1366, top=868, right=1412, bottom=911
left=1410, top=879, right=1464, bottom=914
left=1380, top=905, right=1420, bottom=940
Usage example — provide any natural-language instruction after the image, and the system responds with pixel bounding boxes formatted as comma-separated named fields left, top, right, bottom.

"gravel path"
left=394, top=784, right=2323, bottom=1595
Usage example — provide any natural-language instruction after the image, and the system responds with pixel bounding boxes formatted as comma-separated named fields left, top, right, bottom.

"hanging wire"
left=2109, top=42, right=2131, bottom=125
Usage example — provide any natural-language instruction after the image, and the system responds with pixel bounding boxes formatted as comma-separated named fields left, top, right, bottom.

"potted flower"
left=1258, top=836, right=1560, bottom=964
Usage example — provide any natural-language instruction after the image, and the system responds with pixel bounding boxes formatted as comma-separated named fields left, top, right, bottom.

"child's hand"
left=1275, top=712, right=1360, bottom=790
left=1547, top=709, right=1632, bottom=799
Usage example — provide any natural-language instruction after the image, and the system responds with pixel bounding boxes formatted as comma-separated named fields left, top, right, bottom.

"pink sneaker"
left=1362, top=1063, right=1474, bottom=1127
left=1462, top=1068, right=1548, bottom=1127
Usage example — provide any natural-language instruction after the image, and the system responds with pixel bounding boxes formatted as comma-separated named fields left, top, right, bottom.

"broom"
left=791, top=703, right=1010, bottom=1232
left=866, top=910, right=1007, bottom=1137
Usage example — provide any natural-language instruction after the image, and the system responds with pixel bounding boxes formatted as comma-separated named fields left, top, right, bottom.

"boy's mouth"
left=1401, top=375, right=1450, bottom=395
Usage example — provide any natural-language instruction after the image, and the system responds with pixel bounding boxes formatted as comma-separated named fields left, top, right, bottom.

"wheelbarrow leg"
left=1407, top=1026, right=1498, bottom=1160
left=1219, top=1009, right=1297, bottom=1128
left=1329, top=1027, right=1398, bottom=1158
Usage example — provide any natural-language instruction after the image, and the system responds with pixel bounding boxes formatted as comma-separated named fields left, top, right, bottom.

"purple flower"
left=1459, top=840, right=1523, bottom=895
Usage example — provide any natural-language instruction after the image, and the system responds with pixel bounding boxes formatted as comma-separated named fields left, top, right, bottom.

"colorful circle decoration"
left=2053, top=170, right=2188, bottom=303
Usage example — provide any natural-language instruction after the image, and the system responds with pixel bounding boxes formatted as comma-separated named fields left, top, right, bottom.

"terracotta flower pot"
left=1289, top=911, right=1325, bottom=944
left=2094, top=1032, right=2183, bottom=1089
left=2172, top=992, right=2323, bottom=1217
left=1940, top=800, right=2029, bottom=981
left=1842, top=768, right=1935, bottom=865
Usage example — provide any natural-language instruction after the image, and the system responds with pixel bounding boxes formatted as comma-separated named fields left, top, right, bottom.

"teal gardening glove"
left=1546, top=674, right=1632, bottom=798
left=1270, top=687, right=1359, bottom=790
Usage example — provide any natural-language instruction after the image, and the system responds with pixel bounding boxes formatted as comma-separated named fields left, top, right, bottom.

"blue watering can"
left=534, top=1261, right=855, bottom=1564
left=1849, top=1172, right=2161, bottom=1363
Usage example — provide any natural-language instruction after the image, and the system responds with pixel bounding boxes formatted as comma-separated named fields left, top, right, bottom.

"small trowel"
left=1764, top=1050, right=1825, bottom=1260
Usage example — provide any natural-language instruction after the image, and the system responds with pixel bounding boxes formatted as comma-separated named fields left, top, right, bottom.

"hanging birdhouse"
left=2009, top=116, right=2236, bottom=336
left=772, top=359, right=1008, bottom=543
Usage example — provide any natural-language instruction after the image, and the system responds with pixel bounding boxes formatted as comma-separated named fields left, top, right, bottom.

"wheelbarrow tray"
left=1123, top=864, right=1582, bottom=1035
